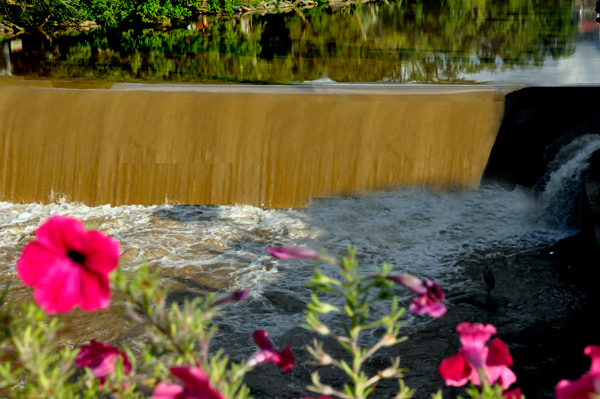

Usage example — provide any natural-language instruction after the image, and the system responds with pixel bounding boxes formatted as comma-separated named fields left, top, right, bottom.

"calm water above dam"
left=1, top=0, right=599, bottom=84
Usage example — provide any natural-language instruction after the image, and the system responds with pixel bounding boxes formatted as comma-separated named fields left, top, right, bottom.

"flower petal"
left=456, top=322, right=496, bottom=349
left=79, top=230, right=121, bottom=274
left=253, top=330, right=273, bottom=350
left=487, top=338, right=513, bottom=367
left=170, top=366, right=211, bottom=392
left=556, top=373, right=600, bottom=399
left=278, top=345, right=295, bottom=372
left=76, top=340, right=132, bottom=378
left=152, top=382, right=185, bottom=399
left=248, top=345, right=295, bottom=372
left=266, top=247, right=320, bottom=260
left=461, top=346, right=488, bottom=371
left=585, top=345, right=600, bottom=374
left=214, top=290, right=250, bottom=306
left=77, top=270, right=111, bottom=311
left=409, top=297, right=447, bottom=318
left=16, top=241, right=60, bottom=286
left=439, top=353, right=472, bottom=387
left=169, top=366, right=226, bottom=399
left=424, top=280, right=446, bottom=302
left=32, top=258, right=83, bottom=314
left=35, top=215, right=85, bottom=253
left=486, top=364, right=517, bottom=390
left=387, top=274, right=427, bottom=295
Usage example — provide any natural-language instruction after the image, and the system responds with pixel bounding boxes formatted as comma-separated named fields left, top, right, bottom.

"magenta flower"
left=556, top=345, right=600, bottom=399
left=387, top=274, right=447, bottom=317
left=214, top=290, right=250, bottom=306
left=438, top=322, right=516, bottom=390
left=247, top=330, right=295, bottom=372
left=16, top=215, right=120, bottom=314
left=266, top=247, right=320, bottom=260
left=152, top=366, right=225, bottom=399
left=76, top=340, right=132, bottom=384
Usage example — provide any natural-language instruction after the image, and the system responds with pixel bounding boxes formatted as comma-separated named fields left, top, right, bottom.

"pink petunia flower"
left=16, top=215, right=120, bottom=314
left=438, top=322, right=517, bottom=390
left=76, top=340, right=132, bottom=384
left=266, top=247, right=320, bottom=260
left=214, top=289, right=250, bottom=306
left=556, top=345, right=600, bottom=399
left=247, top=330, right=295, bottom=372
left=387, top=274, right=447, bottom=317
left=302, top=397, right=332, bottom=399
left=152, top=366, right=225, bottom=399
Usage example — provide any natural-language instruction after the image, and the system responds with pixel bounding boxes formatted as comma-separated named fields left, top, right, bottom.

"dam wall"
left=0, top=82, right=505, bottom=207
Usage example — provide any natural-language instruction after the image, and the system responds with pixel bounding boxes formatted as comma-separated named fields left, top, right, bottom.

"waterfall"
left=537, top=134, right=600, bottom=231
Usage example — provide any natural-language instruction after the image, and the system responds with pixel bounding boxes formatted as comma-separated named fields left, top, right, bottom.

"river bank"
left=0, top=0, right=376, bottom=39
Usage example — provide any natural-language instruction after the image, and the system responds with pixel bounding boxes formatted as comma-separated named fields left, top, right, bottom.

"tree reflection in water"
left=8, top=0, right=577, bottom=83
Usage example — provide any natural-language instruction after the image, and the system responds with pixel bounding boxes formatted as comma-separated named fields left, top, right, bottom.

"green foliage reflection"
left=10, top=0, right=577, bottom=83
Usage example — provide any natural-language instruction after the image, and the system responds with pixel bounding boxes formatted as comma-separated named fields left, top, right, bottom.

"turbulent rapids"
left=0, top=184, right=569, bottom=352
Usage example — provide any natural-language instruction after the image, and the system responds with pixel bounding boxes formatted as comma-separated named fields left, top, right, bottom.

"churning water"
left=1, top=134, right=598, bottom=357
left=537, top=134, right=600, bottom=230
left=0, top=186, right=570, bottom=353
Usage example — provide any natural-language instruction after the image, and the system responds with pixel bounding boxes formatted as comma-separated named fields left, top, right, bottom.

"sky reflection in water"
left=1, top=0, right=599, bottom=84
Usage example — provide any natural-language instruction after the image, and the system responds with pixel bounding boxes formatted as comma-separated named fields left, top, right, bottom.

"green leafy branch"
left=304, top=245, right=414, bottom=399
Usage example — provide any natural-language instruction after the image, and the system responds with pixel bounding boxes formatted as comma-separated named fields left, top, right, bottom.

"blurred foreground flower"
left=387, top=274, right=447, bottom=317
left=266, top=247, right=321, bottom=260
left=214, top=289, right=250, bottom=306
left=248, top=330, right=294, bottom=372
left=76, top=340, right=132, bottom=385
left=16, top=215, right=120, bottom=313
left=153, top=366, right=225, bottom=399
left=438, top=322, right=516, bottom=390
left=556, top=345, right=600, bottom=399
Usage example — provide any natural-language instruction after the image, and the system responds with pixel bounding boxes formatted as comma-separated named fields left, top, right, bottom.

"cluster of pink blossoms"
left=15, top=216, right=294, bottom=398
left=14, top=220, right=598, bottom=399
left=439, top=323, right=520, bottom=397
left=266, top=247, right=447, bottom=318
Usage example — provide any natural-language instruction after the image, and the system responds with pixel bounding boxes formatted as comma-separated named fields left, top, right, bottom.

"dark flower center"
left=67, top=250, right=86, bottom=265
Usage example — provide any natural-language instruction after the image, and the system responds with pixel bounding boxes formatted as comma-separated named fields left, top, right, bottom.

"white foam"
left=0, top=185, right=565, bottom=351
left=538, top=134, right=600, bottom=230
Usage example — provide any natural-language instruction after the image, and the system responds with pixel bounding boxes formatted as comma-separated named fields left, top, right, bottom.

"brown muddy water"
left=0, top=83, right=504, bottom=207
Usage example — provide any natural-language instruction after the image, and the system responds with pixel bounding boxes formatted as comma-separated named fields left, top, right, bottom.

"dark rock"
left=482, top=88, right=600, bottom=190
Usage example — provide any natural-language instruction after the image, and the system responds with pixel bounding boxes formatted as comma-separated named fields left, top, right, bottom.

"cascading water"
left=536, top=134, right=600, bottom=231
